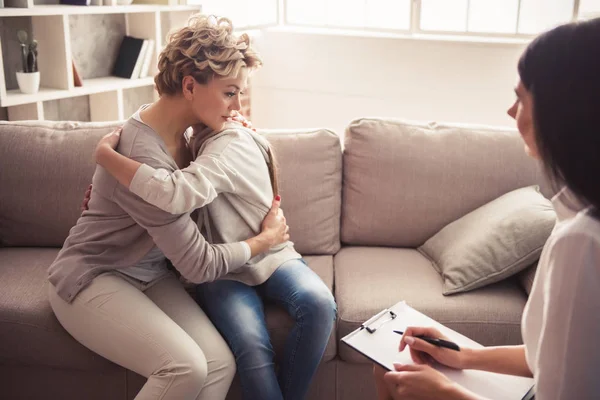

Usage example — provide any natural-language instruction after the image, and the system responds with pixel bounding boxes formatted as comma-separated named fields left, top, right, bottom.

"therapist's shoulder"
left=551, top=210, right=600, bottom=266
left=562, top=209, right=600, bottom=242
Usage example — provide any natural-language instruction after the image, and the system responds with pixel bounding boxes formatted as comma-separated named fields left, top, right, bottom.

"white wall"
left=250, top=28, right=528, bottom=135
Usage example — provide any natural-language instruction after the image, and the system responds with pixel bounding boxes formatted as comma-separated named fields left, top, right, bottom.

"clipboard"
left=341, top=301, right=534, bottom=400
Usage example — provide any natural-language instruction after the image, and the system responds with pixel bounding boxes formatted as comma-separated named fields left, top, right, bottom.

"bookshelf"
left=0, top=4, right=201, bottom=121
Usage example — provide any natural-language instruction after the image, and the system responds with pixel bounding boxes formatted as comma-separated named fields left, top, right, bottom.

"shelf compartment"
left=69, top=13, right=126, bottom=81
left=126, top=11, right=160, bottom=77
left=160, top=9, right=196, bottom=46
left=7, top=101, right=43, bottom=120
left=34, top=14, right=72, bottom=91
left=44, top=95, right=90, bottom=121
left=90, top=89, right=122, bottom=122
left=122, top=84, right=153, bottom=118
left=0, top=16, right=33, bottom=93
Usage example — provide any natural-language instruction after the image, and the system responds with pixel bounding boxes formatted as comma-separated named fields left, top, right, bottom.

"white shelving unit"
left=0, top=4, right=201, bottom=121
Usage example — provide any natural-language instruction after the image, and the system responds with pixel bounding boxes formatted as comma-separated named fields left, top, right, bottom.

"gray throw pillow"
left=418, top=186, right=556, bottom=295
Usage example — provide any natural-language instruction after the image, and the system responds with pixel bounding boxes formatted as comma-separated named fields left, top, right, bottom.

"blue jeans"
left=195, top=259, right=337, bottom=400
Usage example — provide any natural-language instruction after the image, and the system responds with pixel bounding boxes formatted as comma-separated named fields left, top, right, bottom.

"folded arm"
left=111, top=175, right=286, bottom=281
left=113, top=181, right=245, bottom=283
left=96, top=130, right=245, bottom=215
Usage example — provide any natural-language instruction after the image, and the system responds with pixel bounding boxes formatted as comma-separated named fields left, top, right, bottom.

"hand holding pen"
left=398, top=326, right=467, bottom=370
left=395, top=330, right=460, bottom=351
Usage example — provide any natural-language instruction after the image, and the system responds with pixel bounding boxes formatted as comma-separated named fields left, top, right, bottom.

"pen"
left=394, top=330, right=460, bottom=352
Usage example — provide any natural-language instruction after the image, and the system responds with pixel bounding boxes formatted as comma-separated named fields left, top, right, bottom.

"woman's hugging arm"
left=98, top=128, right=249, bottom=215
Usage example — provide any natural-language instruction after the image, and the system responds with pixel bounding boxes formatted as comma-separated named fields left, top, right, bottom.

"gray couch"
left=0, top=117, right=545, bottom=400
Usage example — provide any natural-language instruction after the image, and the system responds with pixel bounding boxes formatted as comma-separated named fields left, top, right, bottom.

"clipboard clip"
left=362, top=309, right=397, bottom=333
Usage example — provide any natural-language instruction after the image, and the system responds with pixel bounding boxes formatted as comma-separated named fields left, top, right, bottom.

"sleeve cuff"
left=218, top=241, right=252, bottom=272
left=129, top=163, right=158, bottom=196
left=240, top=241, right=251, bottom=260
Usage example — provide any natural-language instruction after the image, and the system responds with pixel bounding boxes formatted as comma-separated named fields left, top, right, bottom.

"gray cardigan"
left=48, top=118, right=249, bottom=303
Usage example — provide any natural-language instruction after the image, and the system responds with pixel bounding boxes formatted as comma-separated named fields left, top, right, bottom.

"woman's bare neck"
left=140, top=96, right=194, bottom=148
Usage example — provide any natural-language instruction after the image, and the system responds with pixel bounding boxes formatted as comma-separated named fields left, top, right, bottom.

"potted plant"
left=16, top=30, right=40, bottom=94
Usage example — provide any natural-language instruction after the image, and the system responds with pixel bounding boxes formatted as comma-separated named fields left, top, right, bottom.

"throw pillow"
left=418, top=185, right=556, bottom=295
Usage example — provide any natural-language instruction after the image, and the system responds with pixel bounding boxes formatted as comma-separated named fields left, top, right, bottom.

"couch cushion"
left=1, top=365, right=127, bottom=400
left=341, top=118, right=549, bottom=247
left=0, top=248, right=120, bottom=371
left=264, top=255, right=337, bottom=362
left=334, top=246, right=528, bottom=364
left=418, top=185, right=556, bottom=295
left=0, top=121, right=121, bottom=247
left=0, top=248, right=336, bottom=371
left=261, top=128, right=342, bottom=255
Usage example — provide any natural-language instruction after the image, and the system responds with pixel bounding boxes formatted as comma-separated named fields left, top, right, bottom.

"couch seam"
left=0, top=319, right=59, bottom=332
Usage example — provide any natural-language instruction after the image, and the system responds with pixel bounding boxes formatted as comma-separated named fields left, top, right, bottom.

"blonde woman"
left=47, top=15, right=290, bottom=400
left=95, top=15, right=337, bottom=400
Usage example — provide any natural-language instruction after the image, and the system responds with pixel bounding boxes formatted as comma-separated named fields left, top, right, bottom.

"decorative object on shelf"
left=16, top=29, right=40, bottom=94
left=72, top=60, right=83, bottom=87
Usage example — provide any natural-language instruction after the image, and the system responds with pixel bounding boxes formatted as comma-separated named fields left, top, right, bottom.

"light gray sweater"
left=48, top=118, right=250, bottom=303
left=129, top=126, right=301, bottom=286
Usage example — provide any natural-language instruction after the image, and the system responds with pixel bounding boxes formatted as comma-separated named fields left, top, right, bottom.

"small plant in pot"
left=16, top=30, right=40, bottom=94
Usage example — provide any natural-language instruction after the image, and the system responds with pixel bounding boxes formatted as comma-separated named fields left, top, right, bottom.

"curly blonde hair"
left=154, top=14, right=262, bottom=96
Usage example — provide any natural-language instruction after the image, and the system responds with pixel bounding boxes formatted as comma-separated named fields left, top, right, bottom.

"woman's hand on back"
left=244, top=195, right=289, bottom=258
left=81, top=184, right=92, bottom=213
left=94, top=127, right=122, bottom=164
left=261, top=195, right=289, bottom=246
left=228, top=110, right=256, bottom=131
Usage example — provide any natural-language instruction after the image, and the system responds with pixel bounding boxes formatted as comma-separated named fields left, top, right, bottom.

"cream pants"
left=48, top=273, right=235, bottom=400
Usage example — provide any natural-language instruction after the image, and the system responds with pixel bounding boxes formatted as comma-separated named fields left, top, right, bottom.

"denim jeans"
left=196, top=259, right=337, bottom=400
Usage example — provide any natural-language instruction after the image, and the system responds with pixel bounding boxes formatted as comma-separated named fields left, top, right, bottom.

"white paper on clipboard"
left=341, top=301, right=534, bottom=400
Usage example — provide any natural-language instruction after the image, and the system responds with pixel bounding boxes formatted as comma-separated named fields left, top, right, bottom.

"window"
left=579, top=0, right=600, bottom=18
left=187, top=0, right=279, bottom=29
left=420, top=0, right=576, bottom=35
left=190, top=1, right=598, bottom=38
left=284, top=0, right=589, bottom=37
left=285, top=0, right=412, bottom=31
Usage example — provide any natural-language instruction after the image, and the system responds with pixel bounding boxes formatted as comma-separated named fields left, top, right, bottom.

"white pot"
left=16, top=71, right=40, bottom=94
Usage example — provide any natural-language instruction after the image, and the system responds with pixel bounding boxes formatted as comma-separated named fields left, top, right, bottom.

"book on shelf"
left=130, top=39, right=149, bottom=79
left=60, top=0, right=91, bottom=5
left=139, top=40, right=155, bottom=78
left=112, top=36, right=153, bottom=80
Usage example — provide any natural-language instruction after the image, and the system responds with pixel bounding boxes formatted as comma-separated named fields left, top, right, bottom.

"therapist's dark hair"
left=518, top=18, right=600, bottom=216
